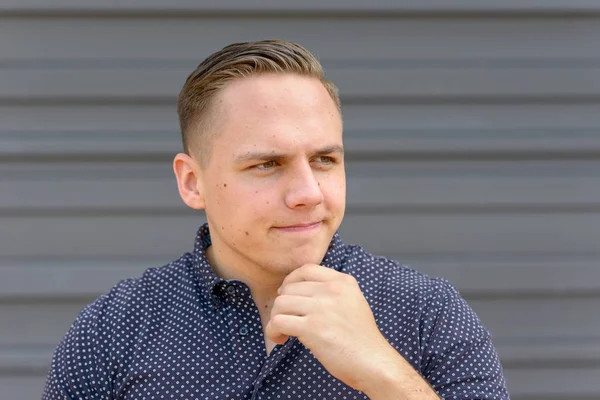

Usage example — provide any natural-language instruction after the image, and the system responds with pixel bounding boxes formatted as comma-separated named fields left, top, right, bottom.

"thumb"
left=265, top=319, right=290, bottom=345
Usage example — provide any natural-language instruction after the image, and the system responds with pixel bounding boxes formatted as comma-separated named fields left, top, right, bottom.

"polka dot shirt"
left=43, top=223, right=509, bottom=399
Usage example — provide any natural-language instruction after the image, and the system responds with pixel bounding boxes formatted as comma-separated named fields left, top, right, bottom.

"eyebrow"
left=234, top=144, right=344, bottom=164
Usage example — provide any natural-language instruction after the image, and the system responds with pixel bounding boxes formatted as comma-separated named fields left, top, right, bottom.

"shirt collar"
left=192, top=222, right=348, bottom=305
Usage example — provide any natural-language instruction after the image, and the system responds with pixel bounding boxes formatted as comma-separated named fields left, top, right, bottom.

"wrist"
left=356, top=342, right=403, bottom=397
left=360, top=346, right=440, bottom=400
left=360, top=356, right=403, bottom=399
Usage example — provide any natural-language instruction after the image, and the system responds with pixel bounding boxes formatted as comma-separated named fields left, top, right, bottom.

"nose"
left=284, top=162, right=324, bottom=209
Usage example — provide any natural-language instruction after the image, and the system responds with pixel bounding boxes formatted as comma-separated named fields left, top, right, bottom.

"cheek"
left=322, top=173, right=346, bottom=203
left=224, top=182, right=277, bottom=220
left=248, top=188, right=278, bottom=215
left=204, top=179, right=247, bottom=221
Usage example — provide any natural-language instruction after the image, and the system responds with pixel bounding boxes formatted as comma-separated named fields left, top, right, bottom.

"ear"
left=173, top=153, right=206, bottom=210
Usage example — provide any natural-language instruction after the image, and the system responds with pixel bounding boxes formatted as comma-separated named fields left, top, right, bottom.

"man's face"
left=197, top=73, right=345, bottom=278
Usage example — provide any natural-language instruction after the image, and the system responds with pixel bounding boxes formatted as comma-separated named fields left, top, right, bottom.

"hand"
left=265, top=264, right=398, bottom=394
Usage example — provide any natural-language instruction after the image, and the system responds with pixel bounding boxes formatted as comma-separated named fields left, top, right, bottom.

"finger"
left=269, top=332, right=289, bottom=345
left=280, top=264, right=342, bottom=289
left=278, top=281, right=324, bottom=297
left=265, top=314, right=306, bottom=344
left=271, top=294, right=316, bottom=317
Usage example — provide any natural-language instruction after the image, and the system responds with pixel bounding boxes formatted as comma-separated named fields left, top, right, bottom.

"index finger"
left=279, top=263, right=342, bottom=290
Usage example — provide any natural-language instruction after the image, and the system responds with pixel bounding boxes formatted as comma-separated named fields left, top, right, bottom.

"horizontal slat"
left=0, top=262, right=151, bottom=298
left=496, top=341, right=600, bottom=365
left=348, top=176, right=600, bottom=207
left=0, top=131, right=180, bottom=156
left=344, top=130, right=600, bottom=155
left=2, top=257, right=600, bottom=298
left=2, top=17, right=600, bottom=61
left=0, top=376, right=46, bottom=400
left=401, top=257, right=600, bottom=295
left=2, top=162, right=600, bottom=209
left=0, top=302, right=84, bottom=347
left=0, top=347, right=50, bottom=373
left=2, top=67, right=600, bottom=100
left=471, top=297, right=600, bottom=341
left=344, top=103, right=600, bottom=131
left=0, top=68, right=186, bottom=100
left=0, top=0, right=599, bottom=14
left=341, top=213, right=600, bottom=254
left=0, top=0, right=599, bottom=24
left=0, top=214, right=203, bottom=258
left=0, top=104, right=175, bottom=132
left=504, top=367, right=600, bottom=399
left=1, top=213, right=600, bottom=257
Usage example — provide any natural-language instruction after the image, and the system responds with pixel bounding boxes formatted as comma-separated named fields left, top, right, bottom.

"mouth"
left=274, top=221, right=323, bottom=233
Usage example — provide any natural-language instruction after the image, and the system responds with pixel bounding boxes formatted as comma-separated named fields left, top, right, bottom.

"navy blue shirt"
left=43, top=223, right=509, bottom=399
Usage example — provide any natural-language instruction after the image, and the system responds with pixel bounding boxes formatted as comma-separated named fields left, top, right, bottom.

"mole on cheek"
left=245, top=231, right=249, bottom=236
left=223, top=183, right=227, bottom=187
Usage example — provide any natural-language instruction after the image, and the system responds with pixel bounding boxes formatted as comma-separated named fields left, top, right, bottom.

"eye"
left=255, top=160, right=278, bottom=170
left=313, top=156, right=335, bottom=164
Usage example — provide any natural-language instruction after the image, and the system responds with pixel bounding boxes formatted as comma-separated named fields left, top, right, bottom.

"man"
left=43, top=40, right=509, bottom=399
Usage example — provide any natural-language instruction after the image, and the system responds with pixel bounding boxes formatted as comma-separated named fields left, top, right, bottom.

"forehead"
left=210, top=74, right=342, bottom=150
left=218, top=73, right=338, bottom=115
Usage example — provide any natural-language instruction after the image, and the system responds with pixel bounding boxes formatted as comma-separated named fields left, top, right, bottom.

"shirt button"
left=239, top=327, right=249, bottom=336
left=226, top=285, right=237, bottom=295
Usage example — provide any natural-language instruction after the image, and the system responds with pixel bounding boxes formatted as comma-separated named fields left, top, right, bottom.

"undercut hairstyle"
left=176, top=39, right=341, bottom=167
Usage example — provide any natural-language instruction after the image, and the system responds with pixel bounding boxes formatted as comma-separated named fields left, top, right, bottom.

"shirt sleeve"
left=420, top=278, right=510, bottom=400
left=42, top=298, right=107, bottom=400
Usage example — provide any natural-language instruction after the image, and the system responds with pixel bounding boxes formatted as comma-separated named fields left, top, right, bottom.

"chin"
left=287, top=249, right=327, bottom=270
left=260, top=227, right=335, bottom=271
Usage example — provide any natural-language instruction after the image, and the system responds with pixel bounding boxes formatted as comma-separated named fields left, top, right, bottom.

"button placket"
left=228, top=283, right=267, bottom=392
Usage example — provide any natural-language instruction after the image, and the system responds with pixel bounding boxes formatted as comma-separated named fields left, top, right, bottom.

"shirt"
left=42, top=223, right=510, bottom=399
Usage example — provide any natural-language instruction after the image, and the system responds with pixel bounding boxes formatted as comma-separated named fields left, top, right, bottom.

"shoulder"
left=67, top=251, right=197, bottom=338
left=67, top=253, right=198, bottom=358
left=342, top=243, right=450, bottom=302
left=45, top=253, right=197, bottom=397
left=341, top=243, right=484, bottom=337
left=342, top=244, right=493, bottom=347
left=91, top=252, right=197, bottom=327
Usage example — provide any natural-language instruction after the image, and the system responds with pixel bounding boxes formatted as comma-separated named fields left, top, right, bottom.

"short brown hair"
left=177, top=39, right=341, bottom=166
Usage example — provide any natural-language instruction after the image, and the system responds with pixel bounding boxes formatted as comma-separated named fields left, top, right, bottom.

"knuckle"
left=272, top=295, right=290, bottom=311
left=318, top=294, right=335, bottom=309
left=311, top=317, right=336, bottom=342
left=271, top=314, right=286, bottom=328
left=300, top=264, right=314, bottom=272
left=325, top=281, right=344, bottom=295
left=273, top=295, right=285, bottom=306
left=278, top=284, right=289, bottom=295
